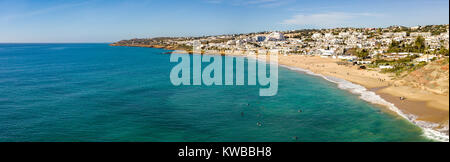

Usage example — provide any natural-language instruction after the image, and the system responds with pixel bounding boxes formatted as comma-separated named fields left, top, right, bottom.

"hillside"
left=396, top=58, right=449, bottom=95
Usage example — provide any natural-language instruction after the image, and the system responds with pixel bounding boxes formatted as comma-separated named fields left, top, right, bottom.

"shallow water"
left=0, top=44, right=431, bottom=142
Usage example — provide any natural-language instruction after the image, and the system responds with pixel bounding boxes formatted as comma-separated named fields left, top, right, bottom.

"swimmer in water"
left=257, top=122, right=262, bottom=127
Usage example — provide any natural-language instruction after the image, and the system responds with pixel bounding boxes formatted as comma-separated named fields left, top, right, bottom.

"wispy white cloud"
left=203, top=0, right=294, bottom=8
left=282, top=12, right=382, bottom=27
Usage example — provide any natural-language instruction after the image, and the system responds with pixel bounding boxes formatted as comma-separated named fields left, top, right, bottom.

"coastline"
left=217, top=52, right=449, bottom=141
left=277, top=62, right=449, bottom=142
left=115, top=45, right=449, bottom=141
left=277, top=55, right=449, bottom=141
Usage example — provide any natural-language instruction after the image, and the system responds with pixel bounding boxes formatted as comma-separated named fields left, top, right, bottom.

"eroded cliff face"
left=398, top=59, right=449, bottom=95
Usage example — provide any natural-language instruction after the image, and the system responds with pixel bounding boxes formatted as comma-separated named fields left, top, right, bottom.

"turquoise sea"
left=0, top=44, right=430, bottom=142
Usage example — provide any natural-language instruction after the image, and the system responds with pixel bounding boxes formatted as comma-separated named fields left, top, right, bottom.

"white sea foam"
left=280, top=65, right=449, bottom=142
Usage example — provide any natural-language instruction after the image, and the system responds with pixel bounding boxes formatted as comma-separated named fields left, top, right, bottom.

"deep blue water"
left=0, top=44, right=430, bottom=142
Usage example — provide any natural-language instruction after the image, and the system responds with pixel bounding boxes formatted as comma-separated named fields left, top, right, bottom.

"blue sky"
left=0, top=0, right=448, bottom=43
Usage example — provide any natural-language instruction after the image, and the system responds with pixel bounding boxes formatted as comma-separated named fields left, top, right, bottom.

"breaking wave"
left=280, top=65, right=449, bottom=142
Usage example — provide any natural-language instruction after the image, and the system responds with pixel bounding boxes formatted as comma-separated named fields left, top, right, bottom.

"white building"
left=410, top=32, right=432, bottom=37
left=357, top=60, right=372, bottom=64
left=324, top=33, right=333, bottom=38
left=393, top=32, right=407, bottom=38
left=379, top=65, right=394, bottom=69
left=339, top=32, right=350, bottom=38
left=319, top=49, right=334, bottom=56
left=312, top=33, right=323, bottom=39
left=265, top=32, right=285, bottom=41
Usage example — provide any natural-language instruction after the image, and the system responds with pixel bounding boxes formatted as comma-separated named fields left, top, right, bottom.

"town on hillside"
left=112, top=24, right=450, bottom=75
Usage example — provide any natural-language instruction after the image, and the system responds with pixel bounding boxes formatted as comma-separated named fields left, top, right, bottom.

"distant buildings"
left=265, top=32, right=285, bottom=41
left=410, top=32, right=432, bottom=37
left=118, top=24, right=450, bottom=69
left=312, top=33, right=323, bottom=39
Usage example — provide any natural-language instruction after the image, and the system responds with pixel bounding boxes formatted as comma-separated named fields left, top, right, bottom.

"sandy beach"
left=276, top=55, right=449, bottom=137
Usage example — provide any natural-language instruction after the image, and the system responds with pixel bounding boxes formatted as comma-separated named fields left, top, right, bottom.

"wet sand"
left=376, top=90, right=449, bottom=125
